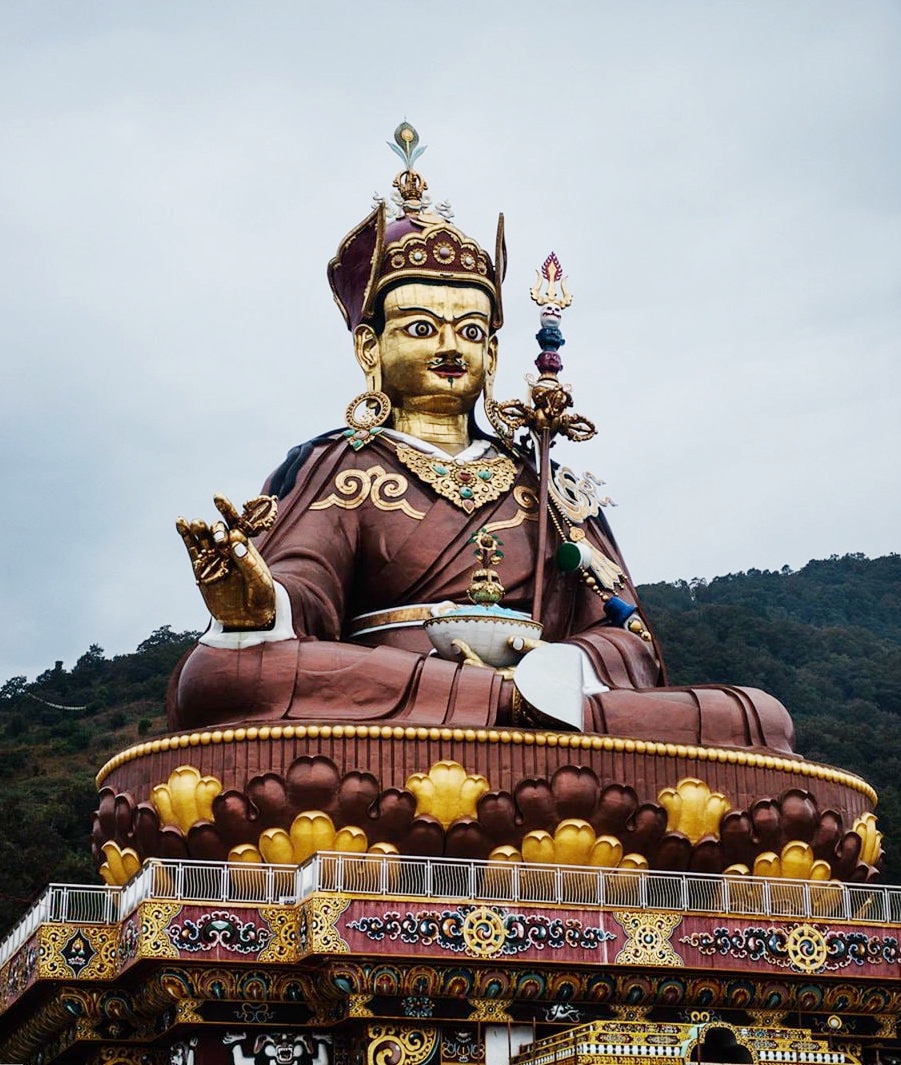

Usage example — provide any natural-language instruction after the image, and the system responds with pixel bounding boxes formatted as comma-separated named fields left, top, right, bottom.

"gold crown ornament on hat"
left=327, top=122, right=506, bottom=332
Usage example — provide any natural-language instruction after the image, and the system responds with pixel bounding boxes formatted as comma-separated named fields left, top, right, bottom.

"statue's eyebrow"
left=392, top=305, right=490, bottom=323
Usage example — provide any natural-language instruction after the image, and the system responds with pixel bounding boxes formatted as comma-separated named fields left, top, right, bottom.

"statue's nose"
left=435, top=321, right=456, bottom=353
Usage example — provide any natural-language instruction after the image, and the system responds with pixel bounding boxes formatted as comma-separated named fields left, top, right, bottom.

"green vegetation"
left=0, top=626, right=199, bottom=938
left=0, top=553, right=899, bottom=939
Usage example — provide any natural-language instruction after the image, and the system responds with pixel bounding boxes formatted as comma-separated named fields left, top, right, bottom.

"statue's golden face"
left=364, top=283, right=497, bottom=415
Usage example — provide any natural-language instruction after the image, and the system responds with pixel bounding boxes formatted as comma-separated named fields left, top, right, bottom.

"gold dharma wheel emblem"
left=785, top=923, right=828, bottom=972
left=461, top=906, right=507, bottom=958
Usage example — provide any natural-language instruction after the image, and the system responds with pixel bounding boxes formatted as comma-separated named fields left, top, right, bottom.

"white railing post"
left=513, top=862, right=520, bottom=903
left=721, top=875, right=731, bottom=916
left=680, top=874, right=689, bottom=913
left=469, top=860, right=477, bottom=899
left=762, top=878, right=772, bottom=916
left=425, top=856, right=433, bottom=898
left=803, top=882, right=811, bottom=918
left=380, top=854, right=389, bottom=896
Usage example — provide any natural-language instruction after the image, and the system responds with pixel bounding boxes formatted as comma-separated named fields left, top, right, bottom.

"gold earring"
left=344, top=390, right=392, bottom=451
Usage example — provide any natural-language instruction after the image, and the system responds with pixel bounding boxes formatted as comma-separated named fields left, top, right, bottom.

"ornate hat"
left=328, top=123, right=506, bottom=332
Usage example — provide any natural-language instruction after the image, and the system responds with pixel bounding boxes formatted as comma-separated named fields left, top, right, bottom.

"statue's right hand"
left=176, top=495, right=276, bottom=630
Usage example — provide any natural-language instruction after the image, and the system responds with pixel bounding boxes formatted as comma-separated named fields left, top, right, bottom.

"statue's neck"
left=390, top=410, right=471, bottom=456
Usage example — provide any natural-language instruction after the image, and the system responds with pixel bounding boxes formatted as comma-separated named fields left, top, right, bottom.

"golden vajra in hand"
left=176, top=495, right=278, bottom=630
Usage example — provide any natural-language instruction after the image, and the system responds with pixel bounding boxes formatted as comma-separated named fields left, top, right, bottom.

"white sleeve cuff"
left=199, top=581, right=296, bottom=649
left=513, top=643, right=609, bottom=732
left=579, top=649, right=610, bottom=696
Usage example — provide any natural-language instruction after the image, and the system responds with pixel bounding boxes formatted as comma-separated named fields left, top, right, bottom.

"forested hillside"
left=0, top=553, right=898, bottom=938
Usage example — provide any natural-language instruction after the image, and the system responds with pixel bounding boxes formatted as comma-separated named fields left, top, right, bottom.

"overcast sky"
left=1, top=1, right=898, bottom=681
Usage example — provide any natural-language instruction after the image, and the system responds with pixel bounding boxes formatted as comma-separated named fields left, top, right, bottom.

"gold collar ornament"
left=394, top=443, right=517, bottom=514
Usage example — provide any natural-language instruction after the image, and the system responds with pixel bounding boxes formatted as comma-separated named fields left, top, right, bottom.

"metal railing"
left=3, top=852, right=901, bottom=969
left=0, top=883, right=118, bottom=968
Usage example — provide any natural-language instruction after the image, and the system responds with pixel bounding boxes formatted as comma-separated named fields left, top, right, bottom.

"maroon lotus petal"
left=720, top=811, right=756, bottom=869
left=133, top=803, right=164, bottom=859
left=593, top=784, right=640, bottom=837
left=476, top=791, right=521, bottom=848
left=95, top=789, right=137, bottom=847
left=94, top=788, right=117, bottom=840
left=689, top=837, right=725, bottom=874
left=158, top=826, right=189, bottom=861
left=514, top=779, right=557, bottom=834
left=245, top=772, right=292, bottom=829
left=750, top=799, right=782, bottom=851
left=285, top=755, right=341, bottom=813
left=853, top=862, right=883, bottom=884
left=186, top=823, right=229, bottom=862
left=831, top=830, right=863, bottom=880
left=91, top=812, right=106, bottom=854
left=212, top=790, right=263, bottom=847
left=655, top=832, right=692, bottom=872
left=334, top=770, right=380, bottom=828
left=551, top=765, right=601, bottom=822
left=812, top=809, right=844, bottom=862
left=779, top=789, right=819, bottom=844
left=445, top=819, right=493, bottom=860
left=622, top=803, right=667, bottom=860
left=405, top=816, right=446, bottom=857
left=367, top=788, right=417, bottom=847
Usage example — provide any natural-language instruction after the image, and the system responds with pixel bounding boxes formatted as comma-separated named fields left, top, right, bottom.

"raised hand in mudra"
left=176, top=494, right=278, bottom=630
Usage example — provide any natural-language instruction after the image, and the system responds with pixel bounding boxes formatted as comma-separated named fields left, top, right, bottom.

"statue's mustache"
left=427, top=354, right=465, bottom=369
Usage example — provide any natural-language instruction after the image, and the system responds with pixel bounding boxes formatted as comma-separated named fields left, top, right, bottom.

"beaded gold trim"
left=96, top=727, right=877, bottom=802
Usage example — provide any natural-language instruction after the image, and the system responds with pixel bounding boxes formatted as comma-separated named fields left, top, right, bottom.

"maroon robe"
left=171, top=434, right=795, bottom=754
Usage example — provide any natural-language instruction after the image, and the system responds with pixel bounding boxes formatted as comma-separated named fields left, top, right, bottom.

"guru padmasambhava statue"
left=172, top=124, right=794, bottom=756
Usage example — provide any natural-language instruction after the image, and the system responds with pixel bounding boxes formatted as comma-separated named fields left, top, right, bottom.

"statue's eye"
left=460, top=323, right=485, bottom=342
left=404, top=321, right=436, bottom=338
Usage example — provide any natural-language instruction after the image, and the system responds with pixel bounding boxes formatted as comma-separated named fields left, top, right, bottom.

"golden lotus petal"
left=150, top=783, right=177, bottom=829
left=521, top=829, right=556, bottom=865
left=150, top=765, right=223, bottom=832
left=368, top=841, right=399, bottom=856
left=753, top=851, right=781, bottom=878
left=334, top=825, right=368, bottom=854
left=289, top=811, right=338, bottom=863
left=553, top=818, right=597, bottom=866
left=658, top=777, right=730, bottom=843
left=619, top=853, right=649, bottom=870
left=194, top=776, right=223, bottom=822
left=488, top=845, right=523, bottom=863
left=809, top=859, right=833, bottom=881
left=405, top=760, right=489, bottom=828
left=99, top=842, right=142, bottom=886
left=852, top=812, right=883, bottom=866
left=259, top=828, right=296, bottom=865
left=589, top=835, right=624, bottom=869
left=723, top=864, right=751, bottom=876
left=228, top=844, right=263, bottom=863
left=780, top=840, right=815, bottom=881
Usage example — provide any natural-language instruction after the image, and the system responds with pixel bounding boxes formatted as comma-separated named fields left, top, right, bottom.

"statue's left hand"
left=451, top=635, right=546, bottom=681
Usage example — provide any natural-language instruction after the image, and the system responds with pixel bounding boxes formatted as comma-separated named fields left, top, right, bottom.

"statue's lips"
left=430, top=362, right=466, bottom=379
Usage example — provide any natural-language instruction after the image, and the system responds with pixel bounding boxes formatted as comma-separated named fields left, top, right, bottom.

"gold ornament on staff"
left=485, top=253, right=597, bottom=624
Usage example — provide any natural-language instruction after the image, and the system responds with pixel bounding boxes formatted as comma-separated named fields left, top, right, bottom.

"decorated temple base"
left=1, top=852, right=899, bottom=1065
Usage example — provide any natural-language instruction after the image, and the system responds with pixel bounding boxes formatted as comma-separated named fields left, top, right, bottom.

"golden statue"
left=171, top=122, right=794, bottom=755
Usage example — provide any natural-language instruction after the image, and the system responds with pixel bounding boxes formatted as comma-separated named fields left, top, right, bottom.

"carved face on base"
left=355, top=282, right=497, bottom=417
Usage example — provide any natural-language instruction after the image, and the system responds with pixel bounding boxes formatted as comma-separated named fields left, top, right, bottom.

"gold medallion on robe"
left=394, top=444, right=517, bottom=514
